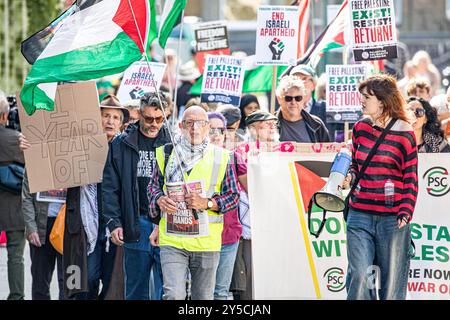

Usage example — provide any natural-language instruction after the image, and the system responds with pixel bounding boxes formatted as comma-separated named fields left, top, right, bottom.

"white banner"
left=255, top=6, right=300, bottom=66
left=248, top=147, right=450, bottom=299
left=117, top=61, right=166, bottom=103
left=408, top=153, right=450, bottom=299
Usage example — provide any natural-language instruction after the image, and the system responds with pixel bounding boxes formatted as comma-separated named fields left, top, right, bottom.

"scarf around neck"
left=421, top=131, right=445, bottom=153
left=166, top=135, right=209, bottom=183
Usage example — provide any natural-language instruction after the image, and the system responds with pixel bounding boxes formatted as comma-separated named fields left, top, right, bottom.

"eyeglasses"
left=183, top=120, right=208, bottom=128
left=284, top=95, right=303, bottom=102
left=409, top=108, right=425, bottom=118
left=209, top=128, right=225, bottom=135
left=142, top=115, right=164, bottom=124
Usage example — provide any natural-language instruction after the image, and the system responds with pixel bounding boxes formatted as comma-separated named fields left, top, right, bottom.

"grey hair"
left=275, top=75, right=307, bottom=97
left=0, top=93, right=9, bottom=115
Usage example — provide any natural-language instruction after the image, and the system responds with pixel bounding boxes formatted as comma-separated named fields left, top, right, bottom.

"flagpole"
left=270, top=65, right=277, bottom=114
left=127, top=0, right=198, bottom=219
left=171, top=9, right=185, bottom=127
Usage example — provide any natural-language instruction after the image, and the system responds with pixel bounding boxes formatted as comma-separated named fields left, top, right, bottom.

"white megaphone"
left=307, top=147, right=352, bottom=237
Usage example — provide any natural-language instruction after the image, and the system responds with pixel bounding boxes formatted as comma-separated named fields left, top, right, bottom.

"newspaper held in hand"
left=165, top=181, right=209, bottom=237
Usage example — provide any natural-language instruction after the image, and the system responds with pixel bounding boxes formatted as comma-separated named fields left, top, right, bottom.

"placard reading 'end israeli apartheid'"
left=200, top=55, right=246, bottom=106
left=117, top=61, right=166, bottom=103
left=349, top=0, right=398, bottom=61
left=17, top=81, right=108, bottom=193
left=326, top=64, right=368, bottom=123
left=255, top=6, right=300, bottom=65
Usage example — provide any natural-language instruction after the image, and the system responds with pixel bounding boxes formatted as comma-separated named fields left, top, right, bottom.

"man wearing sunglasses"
left=102, top=91, right=171, bottom=300
left=276, top=75, right=330, bottom=143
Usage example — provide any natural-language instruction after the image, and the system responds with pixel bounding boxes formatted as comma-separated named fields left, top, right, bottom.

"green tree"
left=0, top=0, right=61, bottom=95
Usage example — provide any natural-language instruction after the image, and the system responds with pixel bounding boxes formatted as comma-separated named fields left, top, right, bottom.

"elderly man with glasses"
left=102, top=91, right=171, bottom=300
left=276, top=75, right=330, bottom=143
left=148, top=106, right=239, bottom=300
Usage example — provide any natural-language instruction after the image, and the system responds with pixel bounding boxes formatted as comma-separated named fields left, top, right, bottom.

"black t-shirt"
left=137, top=130, right=156, bottom=216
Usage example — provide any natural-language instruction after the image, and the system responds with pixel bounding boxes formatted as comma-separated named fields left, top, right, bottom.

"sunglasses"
left=410, top=108, right=425, bottom=118
left=183, top=120, right=208, bottom=128
left=284, top=95, right=303, bottom=102
left=209, top=128, right=225, bottom=135
left=142, top=115, right=164, bottom=124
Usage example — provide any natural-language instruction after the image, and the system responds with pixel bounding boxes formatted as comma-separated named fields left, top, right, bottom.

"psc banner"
left=117, top=61, right=166, bottom=103
left=248, top=145, right=450, bottom=300
left=349, top=0, right=398, bottom=61
left=407, top=153, right=450, bottom=300
left=326, top=64, right=368, bottom=124
left=194, top=20, right=231, bottom=74
left=255, top=6, right=300, bottom=66
left=200, top=55, right=245, bottom=106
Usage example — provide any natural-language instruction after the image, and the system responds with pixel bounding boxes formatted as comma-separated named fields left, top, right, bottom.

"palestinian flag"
left=20, top=0, right=157, bottom=115
left=158, top=0, right=187, bottom=48
left=294, top=161, right=330, bottom=213
left=281, top=0, right=348, bottom=77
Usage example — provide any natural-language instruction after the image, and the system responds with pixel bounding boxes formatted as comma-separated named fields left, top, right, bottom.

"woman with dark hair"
left=238, top=94, right=260, bottom=130
left=344, top=74, right=418, bottom=300
left=206, top=112, right=242, bottom=300
left=407, top=97, right=450, bottom=153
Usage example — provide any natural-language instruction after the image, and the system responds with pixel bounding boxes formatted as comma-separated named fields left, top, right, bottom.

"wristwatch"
left=207, top=198, right=214, bottom=210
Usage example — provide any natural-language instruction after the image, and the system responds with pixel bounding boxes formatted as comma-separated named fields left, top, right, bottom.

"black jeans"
left=29, top=217, right=65, bottom=300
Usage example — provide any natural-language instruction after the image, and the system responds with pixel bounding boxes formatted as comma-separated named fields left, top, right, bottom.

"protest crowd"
left=1, top=0, right=450, bottom=301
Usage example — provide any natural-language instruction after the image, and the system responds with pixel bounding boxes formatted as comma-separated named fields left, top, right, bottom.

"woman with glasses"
left=206, top=112, right=243, bottom=300
left=407, top=97, right=450, bottom=153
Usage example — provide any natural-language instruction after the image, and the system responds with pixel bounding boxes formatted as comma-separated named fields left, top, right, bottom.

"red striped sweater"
left=349, top=118, right=418, bottom=221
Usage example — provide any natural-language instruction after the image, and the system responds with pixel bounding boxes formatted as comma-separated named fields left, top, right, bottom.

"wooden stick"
left=270, top=65, right=277, bottom=114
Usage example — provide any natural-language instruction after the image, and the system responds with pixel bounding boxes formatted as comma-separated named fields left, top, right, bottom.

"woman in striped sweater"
left=345, top=74, right=418, bottom=300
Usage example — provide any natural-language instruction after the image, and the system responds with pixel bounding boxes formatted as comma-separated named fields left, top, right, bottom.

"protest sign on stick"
left=17, top=81, right=109, bottom=193
left=200, top=55, right=246, bottom=106
left=194, top=21, right=230, bottom=74
left=256, top=6, right=300, bottom=66
left=326, top=64, right=368, bottom=124
left=349, top=0, right=398, bottom=61
left=117, top=61, right=166, bottom=103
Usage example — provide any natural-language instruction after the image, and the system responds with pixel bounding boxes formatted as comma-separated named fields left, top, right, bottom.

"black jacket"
left=102, top=123, right=171, bottom=242
left=277, top=108, right=331, bottom=143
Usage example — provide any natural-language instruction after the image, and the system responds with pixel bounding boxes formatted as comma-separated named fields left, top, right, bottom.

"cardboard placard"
left=200, top=55, right=246, bottom=106
left=326, top=64, right=368, bottom=123
left=255, top=6, right=300, bottom=66
left=17, top=81, right=109, bottom=193
left=349, top=0, right=398, bottom=61
left=116, top=61, right=166, bottom=103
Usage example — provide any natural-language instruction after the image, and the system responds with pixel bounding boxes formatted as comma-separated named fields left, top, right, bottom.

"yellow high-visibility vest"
left=155, top=144, right=230, bottom=252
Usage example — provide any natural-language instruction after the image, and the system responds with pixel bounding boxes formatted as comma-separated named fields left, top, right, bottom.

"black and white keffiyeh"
left=165, top=135, right=209, bottom=183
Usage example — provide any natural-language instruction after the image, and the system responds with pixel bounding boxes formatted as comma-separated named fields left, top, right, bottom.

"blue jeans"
left=123, top=217, right=163, bottom=300
left=346, top=209, right=412, bottom=300
left=160, top=245, right=220, bottom=300
left=214, top=241, right=239, bottom=300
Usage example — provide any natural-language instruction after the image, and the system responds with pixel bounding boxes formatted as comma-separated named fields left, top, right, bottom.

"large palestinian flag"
left=20, top=0, right=157, bottom=115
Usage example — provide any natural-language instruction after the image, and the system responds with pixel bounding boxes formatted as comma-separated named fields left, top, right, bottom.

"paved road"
left=0, top=243, right=59, bottom=300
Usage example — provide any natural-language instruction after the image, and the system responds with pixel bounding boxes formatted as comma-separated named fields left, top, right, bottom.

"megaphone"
left=307, top=148, right=351, bottom=238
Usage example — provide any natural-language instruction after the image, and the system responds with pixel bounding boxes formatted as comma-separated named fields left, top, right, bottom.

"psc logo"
left=423, top=167, right=449, bottom=197
left=324, top=267, right=345, bottom=292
